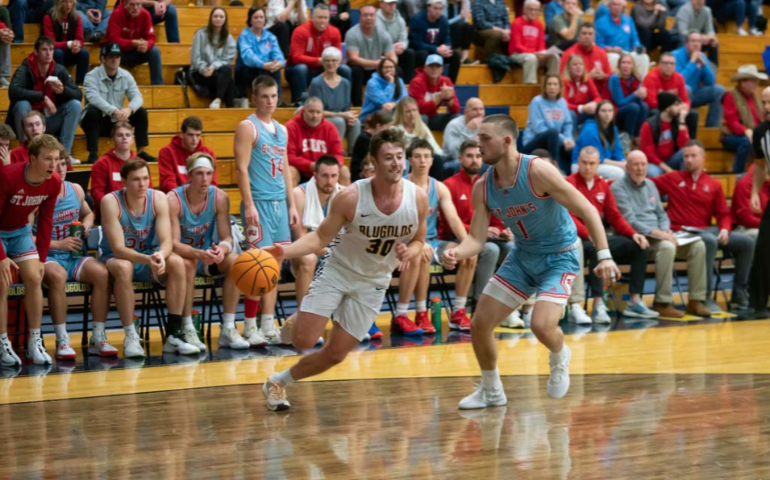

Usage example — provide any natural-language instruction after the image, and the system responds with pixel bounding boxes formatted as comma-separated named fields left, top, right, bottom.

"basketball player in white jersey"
left=261, top=128, right=429, bottom=411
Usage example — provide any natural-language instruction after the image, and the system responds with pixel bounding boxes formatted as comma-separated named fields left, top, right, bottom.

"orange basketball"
left=231, top=249, right=280, bottom=297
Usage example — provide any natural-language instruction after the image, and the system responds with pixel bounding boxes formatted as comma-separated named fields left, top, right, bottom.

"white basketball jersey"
left=325, top=178, right=419, bottom=284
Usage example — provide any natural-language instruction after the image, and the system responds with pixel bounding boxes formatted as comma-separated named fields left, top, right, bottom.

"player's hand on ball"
left=0, top=258, right=18, bottom=287
left=263, top=243, right=285, bottom=262
left=594, top=259, right=621, bottom=287
left=150, top=252, right=166, bottom=276
left=442, top=248, right=458, bottom=270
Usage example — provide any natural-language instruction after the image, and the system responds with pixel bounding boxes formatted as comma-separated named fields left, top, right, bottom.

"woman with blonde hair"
left=606, top=53, right=648, bottom=138
left=43, top=0, right=89, bottom=84
left=391, top=96, right=447, bottom=178
left=562, top=54, right=601, bottom=130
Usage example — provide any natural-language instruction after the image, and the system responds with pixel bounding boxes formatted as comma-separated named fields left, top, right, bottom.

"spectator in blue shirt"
left=360, top=57, right=408, bottom=121
left=572, top=100, right=626, bottom=181
left=607, top=53, right=649, bottom=138
left=672, top=31, right=724, bottom=127
left=235, top=6, right=286, bottom=107
left=521, top=74, right=575, bottom=174
left=470, top=0, right=510, bottom=62
left=595, top=0, right=650, bottom=78
left=408, top=0, right=460, bottom=82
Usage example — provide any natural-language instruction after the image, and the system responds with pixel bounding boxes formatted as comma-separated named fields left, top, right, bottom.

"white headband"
left=190, top=157, right=214, bottom=172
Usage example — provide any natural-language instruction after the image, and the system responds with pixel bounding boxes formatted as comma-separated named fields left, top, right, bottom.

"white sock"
left=223, top=313, right=236, bottom=330
left=274, top=369, right=295, bottom=386
left=182, top=316, right=193, bottom=327
left=0, top=333, right=7, bottom=340
left=54, top=324, right=67, bottom=338
left=245, top=317, right=257, bottom=329
left=480, top=367, right=502, bottom=390
left=124, top=323, right=137, bottom=335
left=396, top=303, right=409, bottom=316
left=552, top=344, right=569, bottom=359
left=260, top=315, right=274, bottom=328
left=93, top=322, right=106, bottom=336
left=454, top=297, right=467, bottom=312
left=415, top=300, right=427, bottom=312
left=29, top=328, right=41, bottom=338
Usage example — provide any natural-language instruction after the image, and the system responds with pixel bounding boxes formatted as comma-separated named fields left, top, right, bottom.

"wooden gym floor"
left=2, top=314, right=770, bottom=478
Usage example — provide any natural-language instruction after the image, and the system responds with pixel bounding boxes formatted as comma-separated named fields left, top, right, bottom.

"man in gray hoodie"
left=611, top=150, right=711, bottom=318
left=377, top=0, right=415, bottom=83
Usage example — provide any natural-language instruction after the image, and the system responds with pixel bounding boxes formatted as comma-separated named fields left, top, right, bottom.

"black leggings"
left=750, top=197, right=770, bottom=311
left=583, top=236, right=647, bottom=297
left=450, top=22, right=474, bottom=50
left=192, top=65, right=235, bottom=107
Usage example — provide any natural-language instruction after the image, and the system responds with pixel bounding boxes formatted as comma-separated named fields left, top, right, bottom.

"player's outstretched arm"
left=234, top=121, right=259, bottom=226
left=167, top=191, right=204, bottom=260
left=101, top=194, right=153, bottom=265
left=530, top=159, right=622, bottom=284
left=447, top=181, right=490, bottom=264
left=269, top=185, right=355, bottom=261
left=437, top=182, right=468, bottom=241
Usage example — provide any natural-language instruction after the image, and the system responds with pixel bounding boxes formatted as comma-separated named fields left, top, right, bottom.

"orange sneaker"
left=414, top=311, right=436, bottom=334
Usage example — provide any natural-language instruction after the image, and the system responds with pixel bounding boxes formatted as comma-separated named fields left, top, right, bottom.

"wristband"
left=67, top=41, right=72, bottom=49
left=219, top=240, right=232, bottom=252
left=597, top=249, right=612, bottom=262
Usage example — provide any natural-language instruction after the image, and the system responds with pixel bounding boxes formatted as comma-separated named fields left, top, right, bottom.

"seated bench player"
left=391, top=138, right=468, bottom=335
left=0, top=134, right=62, bottom=365
left=290, top=155, right=343, bottom=308
left=32, top=151, right=144, bottom=359
left=168, top=153, right=251, bottom=351
left=99, top=159, right=199, bottom=355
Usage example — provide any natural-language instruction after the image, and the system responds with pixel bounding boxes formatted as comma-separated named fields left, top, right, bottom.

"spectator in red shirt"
left=9, top=111, right=46, bottom=166
left=642, top=52, right=698, bottom=139
left=721, top=65, right=767, bottom=173
left=285, top=5, right=351, bottom=106
left=509, top=0, right=559, bottom=85
left=43, top=0, right=89, bottom=85
left=562, top=53, right=601, bottom=128
left=559, top=23, right=612, bottom=94
left=566, top=145, right=656, bottom=323
left=104, top=0, right=163, bottom=85
left=731, top=164, right=769, bottom=241
left=91, top=122, right=152, bottom=216
left=285, top=97, right=349, bottom=186
left=158, top=116, right=217, bottom=193
left=407, top=55, right=460, bottom=131
left=437, top=139, right=511, bottom=312
left=639, top=92, right=690, bottom=176
left=652, top=140, right=755, bottom=311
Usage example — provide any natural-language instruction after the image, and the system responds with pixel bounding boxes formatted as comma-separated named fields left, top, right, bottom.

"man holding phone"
left=6, top=36, right=82, bottom=161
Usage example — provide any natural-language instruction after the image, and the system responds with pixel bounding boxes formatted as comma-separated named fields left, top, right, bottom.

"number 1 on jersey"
left=515, top=220, right=530, bottom=239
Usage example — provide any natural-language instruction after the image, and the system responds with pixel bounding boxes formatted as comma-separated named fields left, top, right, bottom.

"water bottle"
left=431, top=297, right=442, bottom=334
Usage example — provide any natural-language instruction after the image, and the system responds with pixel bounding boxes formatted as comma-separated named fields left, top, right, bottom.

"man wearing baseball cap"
left=408, top=0, right=460, bottom=83
left=408, top=54, right=460, bottom=132
left=81, top=42, right=152, bottom=164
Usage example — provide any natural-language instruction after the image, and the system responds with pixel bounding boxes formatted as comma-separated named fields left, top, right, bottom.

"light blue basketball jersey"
left=426, top=177, right=439, bottom=241
left=485, top=154, right=577, bottom=254
left=247, top=114, right=287, bottom=202
left=99, top=189, right=157, bottom=257
left=36, top=181, right=80, bottom=256
left=173, top=185, right=217, bottom=249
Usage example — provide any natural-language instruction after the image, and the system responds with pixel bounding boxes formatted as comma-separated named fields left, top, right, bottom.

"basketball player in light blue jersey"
left=100, top=159, right=199, bottom=357
left=392, top=139, right=469, bottom=336
left=168, top=153, right=252, bottom=351
left=442, top=115, right=622, bottom=409
left=32, top=153, right=119, bottom=360
left=234, top=75, right=299, bottom=345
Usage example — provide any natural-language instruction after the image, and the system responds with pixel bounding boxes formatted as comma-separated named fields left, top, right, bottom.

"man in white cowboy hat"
left=721, top=65, right=768, bottom=173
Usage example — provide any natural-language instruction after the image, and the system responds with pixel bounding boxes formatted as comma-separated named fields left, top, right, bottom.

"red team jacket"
left=730, top=165, right=769, bottom=229
left=651, top=170, right=731, bottom=232
left=438, top=170, right=505, bottom=240
left=285, top=112, right=344, bottom=177
left=157, top=134, right=217, bottom=193
left=104, top=4, right=156, bottom=51
left=566, top=173, right=636, bottom=239
left=407, top=69, right=460, bottom=118
left=287, top=22, right=342, bottom=68
left=91, top=149, right=153, bottom=214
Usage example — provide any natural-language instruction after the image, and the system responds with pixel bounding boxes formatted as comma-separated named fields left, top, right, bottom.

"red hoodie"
left=42, top=14, right=85, bottom=50
left=642, top=67, right=689, bottom=110
left=90, top=149, right=153, bottom=214
left=286, top=110, right=344, bottom=176
left=407, top=68, right=460, bottom=118
left=639, top=119, right=690, bottom=166
left=509, top=16, right=545, bottom=55
left=288, top=21, right=342, bottom=68
left=559, top=42, right=611, bottom=93
left=651, top=170, right=730, bottom=232
left=566, top=173, right=636, bottom=239
left=158, top=134, right=217, bottom=193
left=24, top=52, right=57, bottom=111
left=104, top=4, right=155, bottom=51
left=10, top=140, right=29, bottom=165
left=731, top=164, right=769, bottom=229
left=563, top=78, right=601, bottom=112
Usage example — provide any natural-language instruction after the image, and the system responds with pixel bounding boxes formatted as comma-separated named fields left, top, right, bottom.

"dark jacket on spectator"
left=408, top=10, right=451, bottom=53
left=7, top=52, right=81, bottom=129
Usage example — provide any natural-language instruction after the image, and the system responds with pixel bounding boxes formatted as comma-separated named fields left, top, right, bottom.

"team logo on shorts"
left=560, top=273, right=577, bottom=295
